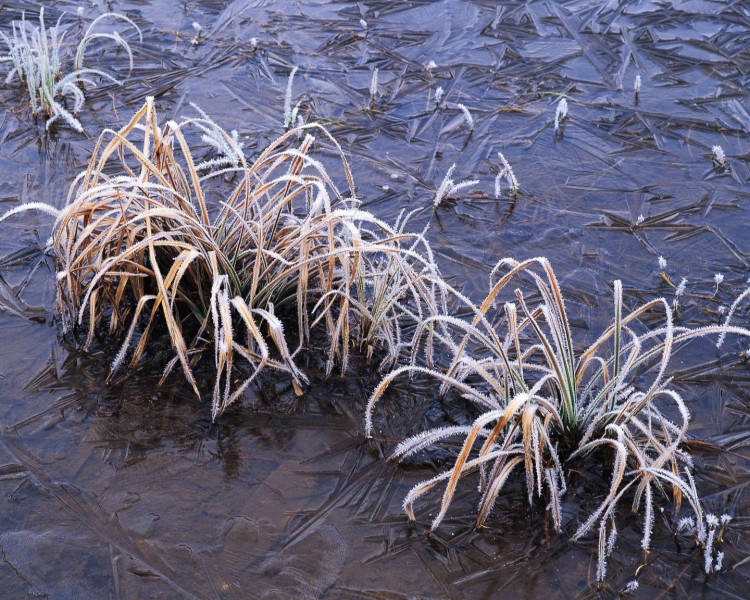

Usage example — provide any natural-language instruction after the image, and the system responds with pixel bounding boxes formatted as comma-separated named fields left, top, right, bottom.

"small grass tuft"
left=0, top=8, right=141, bottom=132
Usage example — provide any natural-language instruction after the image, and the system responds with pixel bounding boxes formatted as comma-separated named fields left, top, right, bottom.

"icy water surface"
left=0, top=0, right=750, bottom=597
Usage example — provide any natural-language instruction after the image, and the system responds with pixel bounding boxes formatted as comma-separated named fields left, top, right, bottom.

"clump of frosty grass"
left=0, top=98, right=447, bottom=418
left=366, top=257, right=750, bottom=583
left=0, top=8, right=141, bottom=132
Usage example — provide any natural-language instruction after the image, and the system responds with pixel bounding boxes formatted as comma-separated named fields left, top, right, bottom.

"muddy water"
left=0, top=1, right=749, bottom=597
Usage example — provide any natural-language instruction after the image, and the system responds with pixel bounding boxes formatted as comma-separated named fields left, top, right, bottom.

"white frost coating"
left=554, top=97, right=568, bottom=133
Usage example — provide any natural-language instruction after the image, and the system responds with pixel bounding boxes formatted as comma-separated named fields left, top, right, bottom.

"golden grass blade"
left=475, top=456, right=525, bottom=526
left=432, top=395, right=529, bottom=529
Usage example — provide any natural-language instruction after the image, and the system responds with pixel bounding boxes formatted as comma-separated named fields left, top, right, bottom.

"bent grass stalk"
left=456, top=103, right=474, bottom=132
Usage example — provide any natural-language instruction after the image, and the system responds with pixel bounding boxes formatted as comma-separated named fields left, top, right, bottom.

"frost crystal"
left=434, top=86, right=444, bottom=107
left=554, top=97, right=568, bottom=133
left=675, top=278, right=687, bottom=297
left=370, top=68, right=378, bottom=100
left=677, top=516, right=695, bottom=532
left=712, top=145, right=727, bottom=167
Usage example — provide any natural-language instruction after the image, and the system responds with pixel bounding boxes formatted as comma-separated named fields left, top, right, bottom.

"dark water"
left=0, top=1, right=749, bottom=597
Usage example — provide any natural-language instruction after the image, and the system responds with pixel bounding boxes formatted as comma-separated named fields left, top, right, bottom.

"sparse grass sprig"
left=1, top=8, right=140, bottom=132
left=554, top=97, right=568, bottom=134
left=185, top=103, right=245, bottom=172
left=73, top=12, right=141, bottom=73
left=433, top=164, right=479, bottom=207
left=366, top=256, right=750, bottom=582
left=433, top=85, right=444, bottom=109
left=495, top=152, right=519, bottom=198
left=283, top=66, right=301, bottom=129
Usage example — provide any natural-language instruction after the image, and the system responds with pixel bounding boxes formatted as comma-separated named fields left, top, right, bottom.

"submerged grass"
left=366, top=257, right=750, bottom=582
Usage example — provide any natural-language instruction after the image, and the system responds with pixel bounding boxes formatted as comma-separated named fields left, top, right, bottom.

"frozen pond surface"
left=0, top=1, right=749, bottom=597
